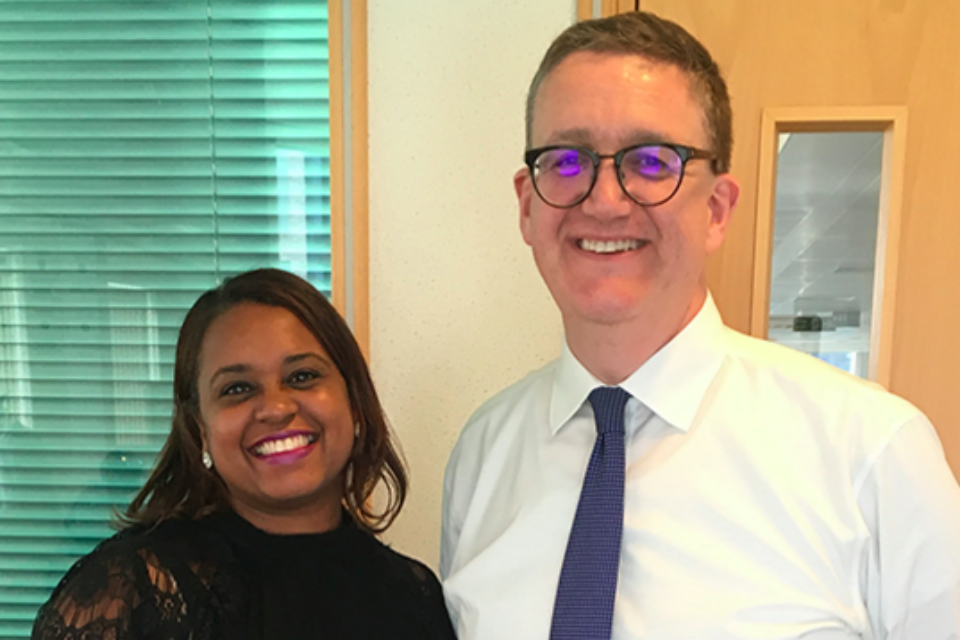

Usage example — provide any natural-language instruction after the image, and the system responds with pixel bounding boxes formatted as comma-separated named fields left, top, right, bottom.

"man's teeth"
left=579, top=239, right=642, bottom=254
left=253, top=434, right=316, bottom=456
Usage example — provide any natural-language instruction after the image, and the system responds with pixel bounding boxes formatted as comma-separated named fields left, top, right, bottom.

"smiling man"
left=440, top=11, right=960, bottom=640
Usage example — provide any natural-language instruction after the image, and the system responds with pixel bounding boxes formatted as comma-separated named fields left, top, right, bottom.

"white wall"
left=367, top=0, right=576, bottom=566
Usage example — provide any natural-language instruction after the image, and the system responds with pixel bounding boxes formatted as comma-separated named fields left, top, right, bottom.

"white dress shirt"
left=441, top=296, right=960, bottom=640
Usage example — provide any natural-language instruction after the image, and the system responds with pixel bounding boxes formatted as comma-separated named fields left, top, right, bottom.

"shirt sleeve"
left=31, top=533, right=195, bottom=640
left=439, top=443, right=462, bottom=580
left=31, top=542, right=142, bottom=640
left=856, top=413, right=960, bottom=639
left=440, top=419, right=483, bottom=581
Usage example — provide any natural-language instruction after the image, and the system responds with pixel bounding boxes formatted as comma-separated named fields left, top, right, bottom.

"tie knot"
left=588, top=386, right=631, bottom=436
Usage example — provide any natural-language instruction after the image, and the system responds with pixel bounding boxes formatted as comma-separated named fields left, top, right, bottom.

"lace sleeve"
left=31, top=535, right=191, bottom=640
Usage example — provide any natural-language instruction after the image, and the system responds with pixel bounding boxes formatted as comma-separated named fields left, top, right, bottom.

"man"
left=440, top=11, right=960, bottom=640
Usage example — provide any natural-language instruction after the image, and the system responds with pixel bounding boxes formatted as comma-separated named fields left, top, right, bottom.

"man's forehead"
left=539, top=51, right=691, bottom=96
left=531, top=52, right=704, bottom=148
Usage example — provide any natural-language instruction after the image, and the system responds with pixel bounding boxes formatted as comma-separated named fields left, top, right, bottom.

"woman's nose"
left=254, top=386, right=296, bottom=423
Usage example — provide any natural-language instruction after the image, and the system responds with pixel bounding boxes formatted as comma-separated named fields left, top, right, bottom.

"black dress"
left=31, top=511, right=457, bottom=640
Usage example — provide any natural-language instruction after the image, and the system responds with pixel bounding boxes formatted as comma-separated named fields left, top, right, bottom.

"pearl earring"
left=202, top=450, right=213, bottom=470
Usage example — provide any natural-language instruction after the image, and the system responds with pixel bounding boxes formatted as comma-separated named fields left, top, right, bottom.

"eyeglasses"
left=524, top=143, right=715, bottom=208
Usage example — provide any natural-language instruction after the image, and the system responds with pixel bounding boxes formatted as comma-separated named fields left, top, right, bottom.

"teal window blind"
left=0, top=1, right=332, bottom=636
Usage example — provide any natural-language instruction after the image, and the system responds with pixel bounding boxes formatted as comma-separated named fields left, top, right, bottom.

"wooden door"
left=629, top=0, right=960, bottom=478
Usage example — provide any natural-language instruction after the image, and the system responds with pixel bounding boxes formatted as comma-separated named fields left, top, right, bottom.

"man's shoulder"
left=720, top=325, right=921, bottom=421
left=459, top=358, right=558, bottom=441
left=445, top=359, right=557, bottom=479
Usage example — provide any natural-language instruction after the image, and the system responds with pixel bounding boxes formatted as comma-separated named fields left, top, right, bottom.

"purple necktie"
left=549, top=386, right=631, bottom=640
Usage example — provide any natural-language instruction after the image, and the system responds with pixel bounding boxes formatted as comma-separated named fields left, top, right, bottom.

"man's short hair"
left=525, top=11, right=733, bottom=174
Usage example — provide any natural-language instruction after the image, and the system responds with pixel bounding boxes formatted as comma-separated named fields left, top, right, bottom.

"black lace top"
left=31, top=511, right=456, bottom=640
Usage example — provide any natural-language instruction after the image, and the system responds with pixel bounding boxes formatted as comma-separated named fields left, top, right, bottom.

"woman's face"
left=196, top=302, right=355, bottom=533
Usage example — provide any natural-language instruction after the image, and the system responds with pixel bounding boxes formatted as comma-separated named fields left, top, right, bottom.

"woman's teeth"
left=253, top=433, right=316, bottom=456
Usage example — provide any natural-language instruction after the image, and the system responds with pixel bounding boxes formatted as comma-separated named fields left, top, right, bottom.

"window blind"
left=0, top=1, right=331, bottom=636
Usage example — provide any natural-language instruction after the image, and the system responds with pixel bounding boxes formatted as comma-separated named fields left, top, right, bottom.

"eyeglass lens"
left=533, top=145, right=685, bottom=207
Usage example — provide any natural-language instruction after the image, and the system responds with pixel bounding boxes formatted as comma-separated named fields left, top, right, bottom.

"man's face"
left=516, top=52, right=738, bottom=331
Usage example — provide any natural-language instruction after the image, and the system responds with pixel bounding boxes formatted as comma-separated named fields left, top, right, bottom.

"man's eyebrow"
left=541, top=127, right=676, bottom=149
left=543, top=128, right=594, bottom=146
left=622, top=129, right=674, bottom=146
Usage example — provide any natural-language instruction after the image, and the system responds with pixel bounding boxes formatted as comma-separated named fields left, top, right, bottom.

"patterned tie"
left=549, top=386, right=631, bottom=640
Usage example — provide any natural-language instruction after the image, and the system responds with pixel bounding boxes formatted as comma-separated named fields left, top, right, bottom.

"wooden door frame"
left=578, top=0, right=638, bottom=20
left=752, top=107, right=908, bottom=387
left=329, top=0, right=370, bottom=355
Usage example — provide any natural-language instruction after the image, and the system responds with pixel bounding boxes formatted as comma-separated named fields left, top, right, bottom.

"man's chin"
left=561, top=293, right=650, bottom=328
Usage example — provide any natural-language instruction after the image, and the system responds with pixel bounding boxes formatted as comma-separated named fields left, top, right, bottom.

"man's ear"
left=705, top=173, right=740, bottom=255
left=515, top=167, right=535, bottom=246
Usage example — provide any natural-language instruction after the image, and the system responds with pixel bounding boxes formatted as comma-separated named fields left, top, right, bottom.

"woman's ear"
left=188, top=406, right=209, bottom=453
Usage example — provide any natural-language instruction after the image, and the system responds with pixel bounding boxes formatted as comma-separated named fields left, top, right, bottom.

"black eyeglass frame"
left=523, top=142, right=716, bottom=209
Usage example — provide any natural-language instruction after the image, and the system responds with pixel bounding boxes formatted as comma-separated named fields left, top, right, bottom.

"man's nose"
left=582, top=158, right=632, bottom=218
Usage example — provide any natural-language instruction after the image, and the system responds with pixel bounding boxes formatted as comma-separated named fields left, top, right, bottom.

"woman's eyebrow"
left=209, top=363, right=249, bottom=389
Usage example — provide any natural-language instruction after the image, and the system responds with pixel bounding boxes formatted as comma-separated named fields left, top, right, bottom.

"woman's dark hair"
left=120, top=268, right=407, bottom=534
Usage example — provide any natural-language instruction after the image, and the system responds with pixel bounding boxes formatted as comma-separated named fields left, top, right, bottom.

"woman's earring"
left=353, top=421, right=361, bottom=439
left=202, top=450, right=214, bottom=470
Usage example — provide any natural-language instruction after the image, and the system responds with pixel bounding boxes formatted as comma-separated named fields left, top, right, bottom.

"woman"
left=32, top=269, right=456, bottom=640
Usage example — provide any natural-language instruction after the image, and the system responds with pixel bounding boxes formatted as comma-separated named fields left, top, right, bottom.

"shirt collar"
left=549, top=294, right=728, bottom=434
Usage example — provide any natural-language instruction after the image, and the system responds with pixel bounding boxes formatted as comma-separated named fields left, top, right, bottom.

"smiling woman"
left=195, top=300, right=360, bottom=535
left=30, top=269, right=456, bottom=640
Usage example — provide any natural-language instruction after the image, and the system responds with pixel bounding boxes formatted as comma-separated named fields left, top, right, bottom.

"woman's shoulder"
left=61, top=518, right=216, bottom=582
left=352, top=530, right=455, bottom=639
left=44, top=523, right=177, bottom=602
left=61, top=517, right=210, bottom=561
left=359, top=531, right=443, bottom=591
left=31, top=519, right=231, bottom=640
